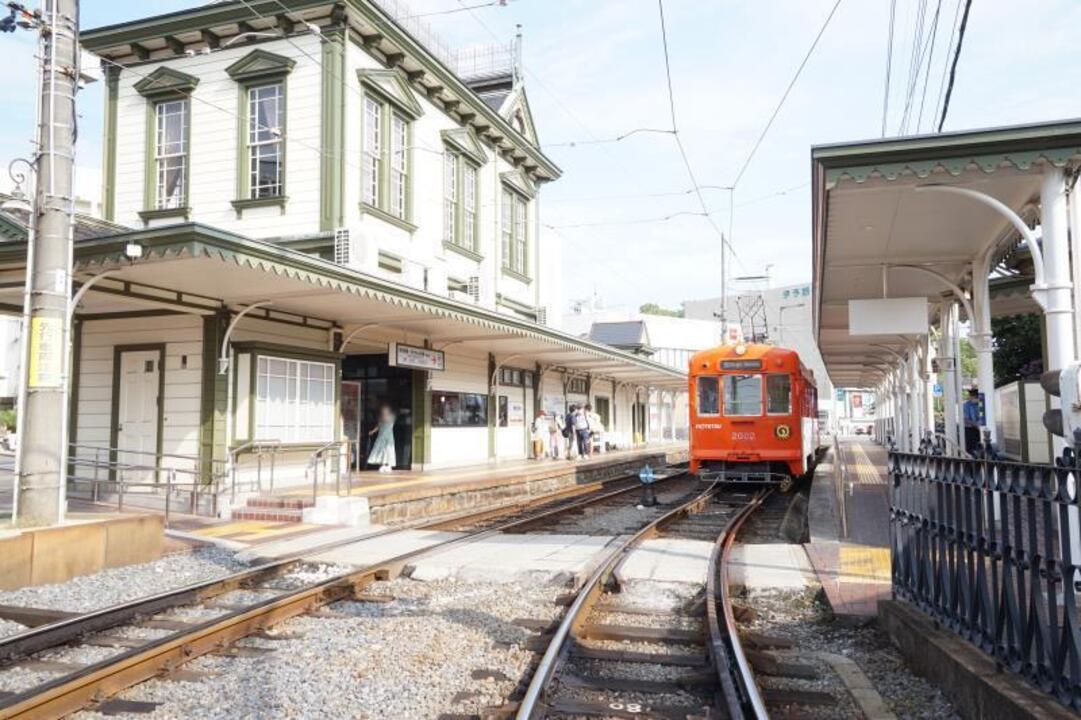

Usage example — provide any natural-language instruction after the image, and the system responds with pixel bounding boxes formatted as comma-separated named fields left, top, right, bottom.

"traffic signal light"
left=1041, top=362, right=1081, bottom=440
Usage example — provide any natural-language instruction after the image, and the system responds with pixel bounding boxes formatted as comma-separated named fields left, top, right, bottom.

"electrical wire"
left=914, top=0, right=944, bottom=133
left=881, top=0, right=896, bottom=137
left=931, top=0, right=964, bottom=128
left=730, top=0, right=843, bottom=188
left=542, top=127, right=674, bottom=149
left=937, top=0, right=973, bottom=133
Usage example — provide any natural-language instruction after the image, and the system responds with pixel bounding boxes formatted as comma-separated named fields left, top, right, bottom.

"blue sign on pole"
left=933, top=383, right=943, bottom=397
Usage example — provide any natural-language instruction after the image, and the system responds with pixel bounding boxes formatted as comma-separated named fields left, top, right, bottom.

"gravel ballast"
left=68, top=577, right=566, bottom=719
left=0, top=547, right=245, bottom=616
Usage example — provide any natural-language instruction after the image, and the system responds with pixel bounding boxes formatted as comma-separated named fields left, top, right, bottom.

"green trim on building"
left=442, top=240, right=483, bottom=263
left=412, top=368, right=431, bottom=467
left=320, top=28, right=346, bottom=231
left=231, top=196, right=288, bottom=217
left=232, top=52, right=293, bottom=204
left=199, top=312, right=228, bottom=482
left=359, top=201, right=417, bottom=233
left=138, top=207, right=191, bottom=225
left=356, top=68, right=424, bottom=120
left=102, top=66, right=120, bottom=221
left=133, top=66, right=200, bottom=99
left=81, top=0, right=560, bottom=181
left=224, top=48, right=296, bottom=83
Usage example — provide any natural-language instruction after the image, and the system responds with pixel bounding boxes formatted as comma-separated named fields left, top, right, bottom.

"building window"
left=255, top=356, right=335, bottom=443
left=247, top=83, right=284, bottom=198
left=567, top=377, right=587, bottom=395
left=362, top=96, right=411, bottom=221
left=500, top=367, right=534, bottom=388
left=431, top=391, right=488, bottom=427
left=498, top=395, right=509, bottom=427
left=502, top=188, right=528, bottom=276
left=444, top=151, right=479, bottom=252
left=154, top=99, right=188, bottom=209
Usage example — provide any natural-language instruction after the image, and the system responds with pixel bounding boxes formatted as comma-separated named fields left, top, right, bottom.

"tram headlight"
left=775, top=424, right=791, bottom=440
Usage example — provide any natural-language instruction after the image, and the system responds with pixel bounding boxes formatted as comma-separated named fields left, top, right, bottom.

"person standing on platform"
left=574, top=404, right=591, bottom=459
left=367, top=404, right=397, bottom=473
left=531, top=410, right=547, bottom=460
left=549, top=411, right=563, bottom=460
left=564, top=405, right=578, bottom=460
left=963, top=388, right=981, bottom=455
left=586, top=403, right=604, bottom=454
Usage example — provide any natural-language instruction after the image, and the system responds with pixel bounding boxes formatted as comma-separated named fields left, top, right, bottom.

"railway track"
left=0, top=471, right=686, bottom=719
left=513, top=485, right=769, bottom=720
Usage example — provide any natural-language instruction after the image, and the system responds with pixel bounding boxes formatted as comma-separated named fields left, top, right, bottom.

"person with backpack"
left=563, top=405, right=578, bottom=460
left=574, top=404, right=591, bottom=459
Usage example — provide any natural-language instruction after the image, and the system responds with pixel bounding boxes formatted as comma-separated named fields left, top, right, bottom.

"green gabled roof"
left=357, top=68, right=423, bottom=119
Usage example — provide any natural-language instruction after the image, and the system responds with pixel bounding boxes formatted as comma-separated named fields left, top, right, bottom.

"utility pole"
left=14, top=0, right=79, bottom=527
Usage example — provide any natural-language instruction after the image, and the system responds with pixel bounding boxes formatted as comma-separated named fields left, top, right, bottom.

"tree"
left=958, top=337, right=977, bottom=386
left=639, top=302, right=683, bottom=318
left=991, top=314, right=1043, bottom=386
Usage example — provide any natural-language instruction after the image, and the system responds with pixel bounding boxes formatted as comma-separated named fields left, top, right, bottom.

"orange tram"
left=688, top=342, right=823, bottom=492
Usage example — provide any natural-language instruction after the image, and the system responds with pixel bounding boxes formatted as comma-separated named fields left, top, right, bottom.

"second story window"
left=443, top=150, right=479, bottom=254
left=501, top=188, right=528, bottom=276
left=357, top=69, right=424, bottom=230
left=361, top=95, right=410, bottom=222
left=225, top=49, right=296, bottom=214
left=154, top=99, right=188, bottom=210
left=247, top=83, right=284, bottom=199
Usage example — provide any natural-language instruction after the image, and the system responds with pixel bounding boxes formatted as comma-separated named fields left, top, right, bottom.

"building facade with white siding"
left=0, top=1, right=685, bottom=508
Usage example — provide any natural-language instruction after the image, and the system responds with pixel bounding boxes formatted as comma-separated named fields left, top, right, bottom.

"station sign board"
left=848, top=297, right=928, bottom=336
left=388, top=342, right=445, bottom=372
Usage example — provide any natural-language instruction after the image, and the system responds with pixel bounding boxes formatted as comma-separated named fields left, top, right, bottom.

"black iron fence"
left=889, top=449, right=1081, bottom=710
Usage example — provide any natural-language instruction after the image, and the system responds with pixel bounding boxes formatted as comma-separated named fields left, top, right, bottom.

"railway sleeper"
left=561, top=670, right=717, bottom=695
left=544, top=696, right=708, bottom=719
left=570, top=644, right=709, bottom=667
left=578, top=623, right=703, bottom=644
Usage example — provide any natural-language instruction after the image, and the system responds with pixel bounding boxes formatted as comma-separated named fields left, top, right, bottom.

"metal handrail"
left=67, top=459, right=205, bottom=527
left=305, top=439, right=351, bottom=504
left=228, top=439, right=282, bottom=501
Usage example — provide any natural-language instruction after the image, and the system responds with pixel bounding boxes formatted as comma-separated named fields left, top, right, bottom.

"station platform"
left=179, top=443, right=689, bottom=548
left=804, top=437, right=891, bottom=621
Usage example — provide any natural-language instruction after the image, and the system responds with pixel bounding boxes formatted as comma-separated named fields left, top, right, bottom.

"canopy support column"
left=939, top=300, right=961, bottom=451
left=1041, top=166, right=1076, bottom=457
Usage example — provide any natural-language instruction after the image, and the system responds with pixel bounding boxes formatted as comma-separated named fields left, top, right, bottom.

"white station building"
left=0, top=0, right=685, bottom=492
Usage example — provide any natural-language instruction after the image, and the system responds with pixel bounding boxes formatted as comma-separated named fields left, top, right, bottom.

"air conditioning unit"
left=333, top=227, right=351, bottom=266
left=467, top=275, right=482, bottom=304
left=535, top=307, right=547, bottom=325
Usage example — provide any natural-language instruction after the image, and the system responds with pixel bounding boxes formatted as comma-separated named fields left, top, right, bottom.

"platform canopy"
left=0, top=223, right=686, bottom=390
left=812, top=119, right=1081, bottom=388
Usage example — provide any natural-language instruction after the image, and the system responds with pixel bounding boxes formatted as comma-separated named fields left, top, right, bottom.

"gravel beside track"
left=0, top=547, right=245, bottom=621
left=69, top=577, right=567, bottom=719
left=740, top=587, right=960, bottom=719
left=528, top=479, right=698, bottom=536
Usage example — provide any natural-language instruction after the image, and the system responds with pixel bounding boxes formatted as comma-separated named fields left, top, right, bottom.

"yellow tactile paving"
left=838, top=546, right=892, bottom=583
left=193, top=521, right=281, bottom=538
left=847, top=443, right=886, bottom=485
left=227, top=524, right=319, bottom=542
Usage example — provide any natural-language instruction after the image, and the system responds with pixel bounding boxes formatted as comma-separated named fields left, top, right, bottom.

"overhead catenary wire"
left=881, top=0, right=896, bottom=137
left=914, top=0, right=944, bottom=133
left=937, top=0, right=973, bottom=133
left=931, top=0, right=965, bottom=128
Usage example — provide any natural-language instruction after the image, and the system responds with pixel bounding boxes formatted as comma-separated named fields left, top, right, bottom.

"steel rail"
left=0, top=469, right=668, bottom=665
left=707, top=491, right=770, bottom=720
left=515, top=481, right=724, bottom=720
left=0, top=473, right=687, bottom=719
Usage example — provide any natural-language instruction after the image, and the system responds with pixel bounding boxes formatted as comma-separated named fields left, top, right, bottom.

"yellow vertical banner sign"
left=28, top=316, right=63, bottom=388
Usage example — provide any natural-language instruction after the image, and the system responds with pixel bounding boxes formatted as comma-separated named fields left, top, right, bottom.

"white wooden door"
left=117, top=350, right=161, bottom=483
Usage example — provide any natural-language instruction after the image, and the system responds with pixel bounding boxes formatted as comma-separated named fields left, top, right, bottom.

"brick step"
left=231, top=507, right=305, bottom=523
left=244, top=496, right=315, bottom=510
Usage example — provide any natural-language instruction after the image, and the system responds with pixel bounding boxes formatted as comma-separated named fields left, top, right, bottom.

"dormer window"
left=247, top=83, right=284, bottom=199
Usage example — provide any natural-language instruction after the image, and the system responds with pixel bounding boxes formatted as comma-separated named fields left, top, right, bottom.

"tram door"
left=341, top=381, right=362, bottom=470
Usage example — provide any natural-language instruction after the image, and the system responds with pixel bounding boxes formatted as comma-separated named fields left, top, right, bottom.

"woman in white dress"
left=367, top=404, right=397, bottom=473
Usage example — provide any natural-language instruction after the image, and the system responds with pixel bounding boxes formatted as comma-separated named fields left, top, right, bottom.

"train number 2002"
left=731, top=431, right=756, bottom=441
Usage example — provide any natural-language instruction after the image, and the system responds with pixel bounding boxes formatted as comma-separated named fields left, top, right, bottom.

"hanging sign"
left=28, top=316, right=63, bottom=388
left=507, top=400, right=525, bottom=426
left=388, top=342, right=445, bottom=372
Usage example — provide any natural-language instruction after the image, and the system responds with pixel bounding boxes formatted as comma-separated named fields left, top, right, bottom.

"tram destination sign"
left=720, top=359, right=762, bottom=370
left=388, top=342, right=445, bottom=372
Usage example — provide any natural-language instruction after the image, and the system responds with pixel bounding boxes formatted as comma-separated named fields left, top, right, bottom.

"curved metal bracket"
left=340, top=323, right=383, bottom=350
left=219, top=302, right=273, bottom=375
left=68, top=271, right=116, bottom=322
left=915, top=185, right=1047, bottom=306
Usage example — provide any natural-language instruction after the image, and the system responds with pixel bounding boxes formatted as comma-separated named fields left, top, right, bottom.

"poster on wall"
left=388, top=342, right=445, bottom=372
left=543, top=394, right=565, bottom=416
left=508, top=400, right=525, bottom=426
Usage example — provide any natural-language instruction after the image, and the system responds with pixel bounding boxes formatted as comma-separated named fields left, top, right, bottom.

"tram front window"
left=724, top=374, right=762, bottom=416
left=766, top=374, right=791, bottom=414
left=697, top=376, right=719, bottom=415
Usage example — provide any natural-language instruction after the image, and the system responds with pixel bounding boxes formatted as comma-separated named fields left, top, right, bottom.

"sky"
left=1, top=0, right=1080, bottom=314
